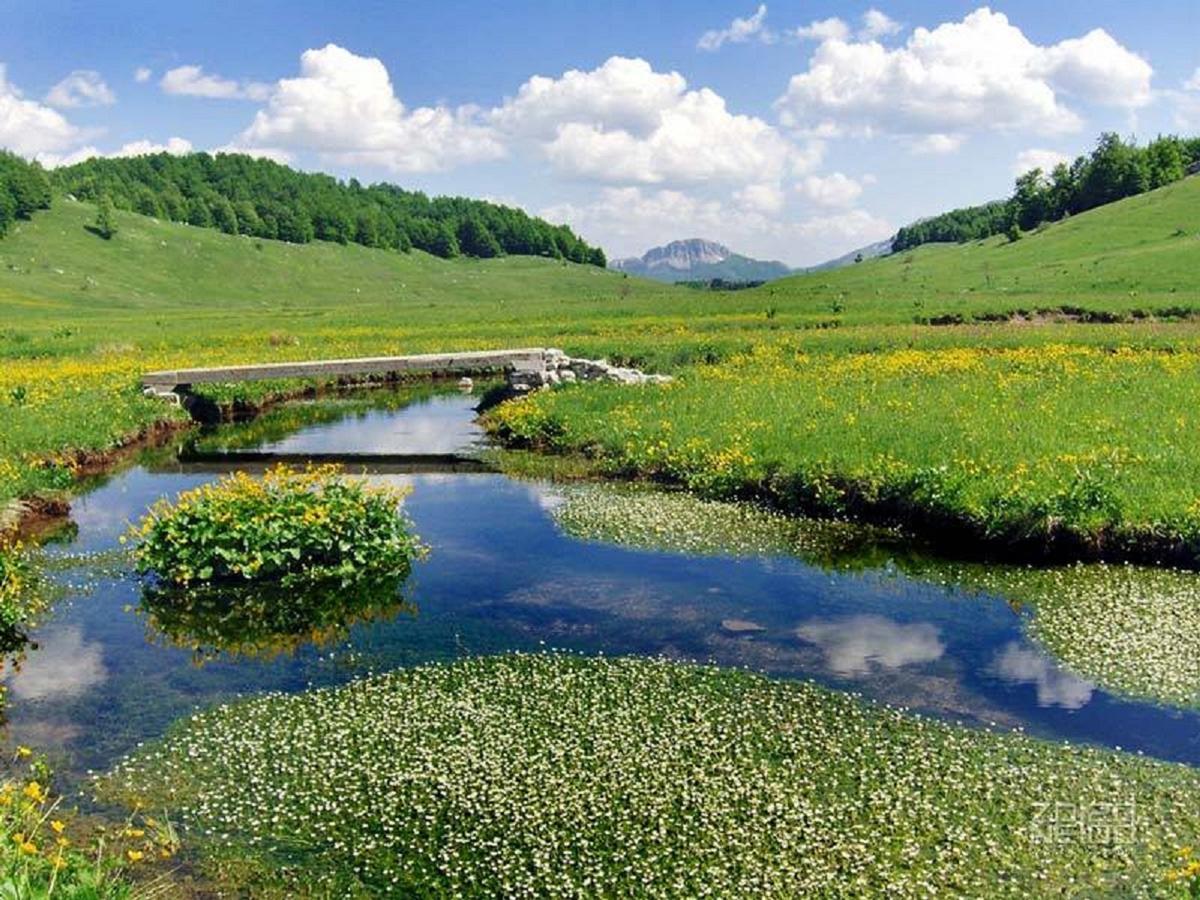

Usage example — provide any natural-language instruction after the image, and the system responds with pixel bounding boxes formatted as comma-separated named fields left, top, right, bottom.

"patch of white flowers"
left=102, top=654, right=1200, bottom=897
left=1013, top=563, right=1200, bottom=708
left=551, top=484, right=878, bottom=559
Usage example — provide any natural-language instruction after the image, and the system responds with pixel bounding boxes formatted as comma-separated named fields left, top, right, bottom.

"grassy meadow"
left=4, top=178, right=1200, bottom=896
left=2, top=178, right=1200, bottom=546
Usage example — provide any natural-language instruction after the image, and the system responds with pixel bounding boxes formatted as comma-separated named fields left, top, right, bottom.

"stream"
left=7, top=385, right=1200, bottom=782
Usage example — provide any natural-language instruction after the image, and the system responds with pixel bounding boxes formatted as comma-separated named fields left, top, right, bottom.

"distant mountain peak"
left=611, top=239, right=789, bottom=283
left=640, top=238, right=731, bottom=270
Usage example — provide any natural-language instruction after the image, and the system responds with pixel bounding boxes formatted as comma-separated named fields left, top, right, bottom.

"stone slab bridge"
left=142, top=347, right=668, bottom=403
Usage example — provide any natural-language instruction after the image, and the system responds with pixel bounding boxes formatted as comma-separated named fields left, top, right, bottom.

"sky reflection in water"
left=6, top=390, right=1200, bottom=777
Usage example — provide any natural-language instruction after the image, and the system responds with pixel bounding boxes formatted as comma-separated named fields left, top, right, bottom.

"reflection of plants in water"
left=0, top=543, right=53, bottom=674
left=549, top=483, right=901, bottom=564
left=127, top=464, right=425, bottom=663
left=140, top=574, right=416, bottom=663
left=130, top=464, right=425, bottom=588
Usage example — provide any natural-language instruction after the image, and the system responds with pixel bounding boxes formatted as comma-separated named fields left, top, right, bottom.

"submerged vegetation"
left=130, top=464, right=423, bottom=588
left=549, top=482, right=893, bottom=561
left=992, top=563, right=1200, bottom=709
left=103, top=652, right=1200, bottom=898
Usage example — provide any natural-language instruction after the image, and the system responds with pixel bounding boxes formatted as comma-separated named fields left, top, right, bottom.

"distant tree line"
left=0, top=151, right=53, bottom=238
left=45, top=152, right=606, bottom=265
left=678, top=278, right=767, bottom=291
left=893, top=133, right=1200, bottom=252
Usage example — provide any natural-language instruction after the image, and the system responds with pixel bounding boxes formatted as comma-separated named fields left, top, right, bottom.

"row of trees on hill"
left=48, top=152, right=606, bottom=265
left=893, top=133, right=1200, bottom=252
left=0, top=152, right=53, bottom=238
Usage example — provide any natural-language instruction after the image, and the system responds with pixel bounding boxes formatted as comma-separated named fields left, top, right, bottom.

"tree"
left=456, top=217, right=502, bottom=258
left=0, top=187, right=15, bottom=238
left=1012, top=168, right=1051, bottom=231
left=234, top=200, right=263, bottom=236
left=211, top=196, right=239, bottom=235
left=133, top=186, right=163, bottom=218
left=1145, top=136, right=1185, bottom=189
left=95, top=194, right=117, bottom=239
left=42, top=150, right=608, bottom=265
left=427, top=222, right=460, bottom=259
left=186, top=196, right=212, bottom=228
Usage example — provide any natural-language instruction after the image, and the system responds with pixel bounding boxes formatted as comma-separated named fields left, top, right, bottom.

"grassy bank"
left=101, top=652, right=1200, bottom=898
left=486, top=340, right=1200, bottom=565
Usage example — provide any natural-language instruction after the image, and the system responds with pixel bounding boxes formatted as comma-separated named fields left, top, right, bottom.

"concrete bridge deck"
left=142, top=348, right=554, bottom=392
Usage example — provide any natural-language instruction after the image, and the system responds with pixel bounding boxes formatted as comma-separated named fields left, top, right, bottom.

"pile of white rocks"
left=507, top=348, right=672, bottom=393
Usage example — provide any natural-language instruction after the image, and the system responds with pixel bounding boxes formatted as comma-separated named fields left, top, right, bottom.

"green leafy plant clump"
left=129, top=464, right=425, bottom=588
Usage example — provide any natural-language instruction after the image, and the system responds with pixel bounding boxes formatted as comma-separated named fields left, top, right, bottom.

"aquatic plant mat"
left=103, top=653, right=1200, bottom=898
left=548, top=482, right=895, bottom=560
left=993, top=563, right=1200, bottom=709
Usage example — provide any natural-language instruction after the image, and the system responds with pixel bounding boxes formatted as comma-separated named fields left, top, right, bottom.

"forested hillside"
left=47, top=152, right=605, bottom=265
left=0, top=151, right=52, bottom=238
left=894, top=132, right=1200, bottom=251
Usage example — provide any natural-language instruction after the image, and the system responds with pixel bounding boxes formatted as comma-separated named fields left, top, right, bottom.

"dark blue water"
left=9, top=390, right=1200, bottom=775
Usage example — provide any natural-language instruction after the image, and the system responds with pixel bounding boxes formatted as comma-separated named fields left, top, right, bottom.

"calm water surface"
left=10, top=389, right=1200, bottom=778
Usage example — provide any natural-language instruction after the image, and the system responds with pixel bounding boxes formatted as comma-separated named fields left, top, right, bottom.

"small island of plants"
left=129, top=464, right=424, bottom=589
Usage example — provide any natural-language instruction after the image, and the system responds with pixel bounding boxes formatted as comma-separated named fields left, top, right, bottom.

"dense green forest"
left=893, top=132, right=1200, bottom=251
left=43, top=152, right=606, bottom=265
left=0, top=151, right=52, bottom=238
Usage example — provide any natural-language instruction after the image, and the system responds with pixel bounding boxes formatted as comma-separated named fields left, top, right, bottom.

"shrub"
left=129, top=465, right=424, bottom=588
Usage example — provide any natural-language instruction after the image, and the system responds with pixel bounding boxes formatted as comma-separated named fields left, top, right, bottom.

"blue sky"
left=2, top=1, right=1197, bottom=265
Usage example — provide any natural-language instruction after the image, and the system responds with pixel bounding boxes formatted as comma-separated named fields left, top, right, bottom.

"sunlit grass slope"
left=759, top=175, right=1200, bottom=323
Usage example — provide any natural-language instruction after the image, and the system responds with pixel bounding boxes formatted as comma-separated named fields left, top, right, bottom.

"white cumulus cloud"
left=697, top=4, right=773, bottom=51
left=859, top=9, right=902, bottom=40
left=542, top=185, right=890, bottom=267
left=237, top=44, right=504, bottom=173
left=793, top=17, right=850, bottom=42
left=45, top=70, right=115, bottom=108
left=134, top=66, right=152, bottom=83
left=734, top=182, right=785, bottom=215
left=162, top=64, right=270, bottom=100
left=1014, top=147, right=1071, bottom=176
left=493, top=56, right=796, bottom=186
left=0, top=64, right=82, bottom=157
left=38, top=136, right=194, bottom=168
left=796, top=172, right=863, bottom=207
left=777, top=8, right=1153, bottom=142
left=910, top=133, right=966, bottom=155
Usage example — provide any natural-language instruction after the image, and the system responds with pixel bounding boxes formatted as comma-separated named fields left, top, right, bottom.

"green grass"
left=101, top=652, right=1200, bottom=898
left=486, top=339, right=1200, bottom=563
left=7, top=184, right=1200, bottom=895
left=760, top=175, right=1200, bottom=324
left=3, top=180, right=1200, bottom=541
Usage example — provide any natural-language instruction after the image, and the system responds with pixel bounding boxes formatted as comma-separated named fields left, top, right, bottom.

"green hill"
left=758, top=174, right=1200, bottom=325
left=0, top=198, right=664, bottom=360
